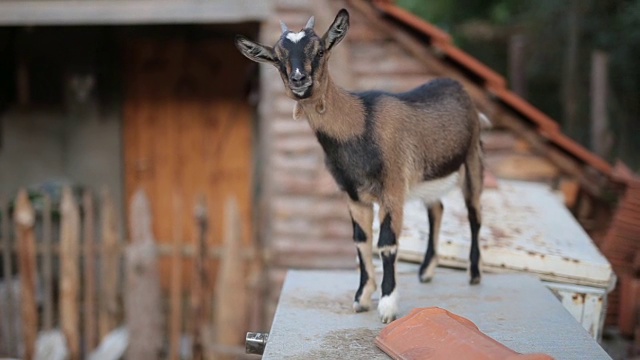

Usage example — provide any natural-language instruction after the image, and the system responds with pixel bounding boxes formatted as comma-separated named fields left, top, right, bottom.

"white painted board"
left=373, top=180, right=615, bottom=289
left=545, top=282, right=607, bottom=341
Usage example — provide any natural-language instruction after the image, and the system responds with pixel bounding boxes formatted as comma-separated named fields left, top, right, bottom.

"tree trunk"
left=508, top=34, right=528, bottom=99
left=590, top=50, right=610, bottom=158
left=562, top=0, right=581, bottom=140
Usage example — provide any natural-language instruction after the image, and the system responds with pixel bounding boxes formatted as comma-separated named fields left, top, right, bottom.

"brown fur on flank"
left=235, top=8, right=484, bottom=324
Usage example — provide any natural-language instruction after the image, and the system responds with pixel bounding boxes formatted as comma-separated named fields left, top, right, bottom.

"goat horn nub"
left=305, top=16, right=315, bottom=30
left=280, top=20, right=289, bottom=33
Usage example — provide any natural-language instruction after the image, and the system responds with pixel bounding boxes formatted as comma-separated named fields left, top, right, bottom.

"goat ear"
left=322, top=9, right=350, bottom=51
left=235, top=35, right=277, bottom=65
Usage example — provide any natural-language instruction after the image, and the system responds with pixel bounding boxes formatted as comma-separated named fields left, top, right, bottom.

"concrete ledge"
left=263, top=267, right=611, bottom=359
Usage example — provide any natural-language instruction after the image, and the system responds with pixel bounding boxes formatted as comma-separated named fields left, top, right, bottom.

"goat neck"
left=297, top=75, right=365, bottom=141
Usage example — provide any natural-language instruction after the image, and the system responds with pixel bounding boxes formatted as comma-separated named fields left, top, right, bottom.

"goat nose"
left=291, top=69, right=306, bottom=82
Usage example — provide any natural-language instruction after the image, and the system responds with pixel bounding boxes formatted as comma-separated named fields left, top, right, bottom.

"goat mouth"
left=290, top=83, right=312, bottom=98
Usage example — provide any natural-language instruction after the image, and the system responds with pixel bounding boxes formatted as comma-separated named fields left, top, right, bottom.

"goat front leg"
left=348, top=200, right=376, bottom=312
left=377, top=198, right=404, bottom=323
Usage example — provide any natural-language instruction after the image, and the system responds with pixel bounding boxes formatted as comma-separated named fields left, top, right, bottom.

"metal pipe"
left=245, top=332, right=269, bottom=355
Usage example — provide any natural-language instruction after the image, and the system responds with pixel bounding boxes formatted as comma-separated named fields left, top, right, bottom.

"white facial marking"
left=294, top=68, right=302, bottom=77
left=286, top=31, right=306, bottom=43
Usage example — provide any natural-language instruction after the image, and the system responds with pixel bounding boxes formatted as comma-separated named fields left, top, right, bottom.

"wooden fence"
left=0, top=186, right=264, bottom=360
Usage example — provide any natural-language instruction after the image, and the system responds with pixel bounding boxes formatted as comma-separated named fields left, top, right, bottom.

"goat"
left=235, top=9, right=484, bottom=323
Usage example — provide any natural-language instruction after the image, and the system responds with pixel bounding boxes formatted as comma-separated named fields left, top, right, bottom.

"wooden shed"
left=0, top=0, right=268, bottom=279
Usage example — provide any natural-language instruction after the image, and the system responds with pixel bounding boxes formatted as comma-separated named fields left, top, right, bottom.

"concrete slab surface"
left=263, top=267, right=611, bottom=360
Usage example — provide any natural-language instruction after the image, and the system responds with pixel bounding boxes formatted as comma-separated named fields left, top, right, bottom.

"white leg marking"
left=420, top=256, right=438, bottom=282
left=353, top=283, right=376, bottom=312
left=378, top=289, right=398, bottom=324
left=353, top=243, right=376, bottom=312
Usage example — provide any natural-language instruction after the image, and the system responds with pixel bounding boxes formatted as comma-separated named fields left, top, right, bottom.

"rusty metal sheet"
left=374, top=181, right=615, bottom=289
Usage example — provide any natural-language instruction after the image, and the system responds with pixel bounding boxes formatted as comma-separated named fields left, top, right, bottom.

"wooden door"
left=123, top=38, right=254, bottom=288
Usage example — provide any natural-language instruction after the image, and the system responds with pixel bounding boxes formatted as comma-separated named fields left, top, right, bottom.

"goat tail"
left=478, top=112, right=492, bottom=129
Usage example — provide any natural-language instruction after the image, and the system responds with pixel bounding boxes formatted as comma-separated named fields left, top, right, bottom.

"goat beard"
left=293, top=102, right=306, bottom=120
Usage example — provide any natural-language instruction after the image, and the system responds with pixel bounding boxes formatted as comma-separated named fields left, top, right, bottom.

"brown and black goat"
left=235, top=9, right=484, bottom=323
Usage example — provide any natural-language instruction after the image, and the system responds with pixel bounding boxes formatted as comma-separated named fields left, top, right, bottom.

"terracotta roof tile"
left=602, top=180, right=640, bottom=327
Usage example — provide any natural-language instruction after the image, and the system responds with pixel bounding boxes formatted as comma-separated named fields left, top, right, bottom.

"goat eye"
left=317, top=49, right=325, bottom=57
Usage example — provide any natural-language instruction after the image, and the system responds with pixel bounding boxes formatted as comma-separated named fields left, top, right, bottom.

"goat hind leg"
left=419, top=200, right=443, bottom=283
left=348, top=200, right=376, bottom=312
left=464, top=153, right=483, bottom=285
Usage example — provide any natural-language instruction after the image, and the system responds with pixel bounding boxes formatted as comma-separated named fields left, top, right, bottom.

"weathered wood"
left=493, top=112, right=603, bottom=196
left=1, top=195, right=16, bottom=355
left=168, top=192, right=184, bottom=360
left=125, top=189, right=163, bottom=360
left=60, top=186, right=81, bottom=360
left=191, top=196, right=209, bottom=360
left=99, top=188, right=120, bottom=340
left=214, top=197, right=248, bottom=359
left=123, top=39, right=254, bottom=291
left=42, top=194, right=54, bottom=331
left=487, top=154, right=559, bottom=181
left=0, top=0, right=270, bottom=26
left=15, top=189, right=38, bottom=360
left=560, top=178, right=581, bottom=208
left=83, top=191, right=98, bottom=353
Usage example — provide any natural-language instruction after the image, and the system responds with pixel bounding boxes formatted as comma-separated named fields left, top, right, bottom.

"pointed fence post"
left=125, top=189, right=163, bottom=360
left=42, top=194, right=54, bottom=331
left=1, top=195, right=16, bottom=355
left=214, top=197, right=247, bottom=358
left=60, top=186, right=81, bottom=360
left=99, top=188, right=120, bottom=340
left=14, top=189, right=38, bottom=360
left=83, top=191, right=97, bottom=353
left=169, top=192, right=184, bottom=360
left=191, top=196, right=209, bottom=360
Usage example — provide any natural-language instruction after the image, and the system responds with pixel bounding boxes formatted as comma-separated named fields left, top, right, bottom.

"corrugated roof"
left=371, top=0, right=615, bottom=177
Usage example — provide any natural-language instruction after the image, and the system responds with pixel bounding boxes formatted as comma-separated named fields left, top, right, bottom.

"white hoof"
left=419, top=257, right=438, bottom=283
left=353, top=301, right=370, bottom=313
left=377, top=290, right=398, bottom=323
left=353, top=280, right=376, bottom=313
